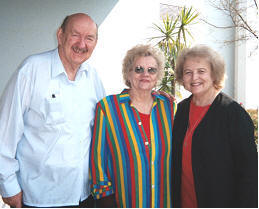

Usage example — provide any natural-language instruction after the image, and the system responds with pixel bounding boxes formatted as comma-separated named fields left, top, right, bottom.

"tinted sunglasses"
left=134, top=66, right=158, bottom=75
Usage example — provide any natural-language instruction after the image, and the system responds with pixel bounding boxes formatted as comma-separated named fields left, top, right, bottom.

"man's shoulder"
left=24, top=49, right=55, bottom=64
left=18, top=49, right=56, bottom=75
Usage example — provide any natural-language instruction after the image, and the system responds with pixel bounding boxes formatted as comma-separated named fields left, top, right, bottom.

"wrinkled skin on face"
left=183, top=57, right=215, bottom=98
left=57, top=13, right=98, bottom=73
left=128, top=56, right=159, bottom=93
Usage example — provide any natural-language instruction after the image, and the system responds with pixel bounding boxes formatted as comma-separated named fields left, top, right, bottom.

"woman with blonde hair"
left=171, top=45, right=258, bottom=208
left=90, top=44, right=176, bottom=207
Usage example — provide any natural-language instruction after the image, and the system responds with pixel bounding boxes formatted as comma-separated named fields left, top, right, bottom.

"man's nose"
left=78, top=38, right=86, bottom=48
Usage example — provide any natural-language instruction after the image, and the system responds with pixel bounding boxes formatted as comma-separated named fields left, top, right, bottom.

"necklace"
left=129, top=90, right=154, bottom=114
left=184, top=102, right=210, bottom=147
left=133, top=107, right=151, bottom=150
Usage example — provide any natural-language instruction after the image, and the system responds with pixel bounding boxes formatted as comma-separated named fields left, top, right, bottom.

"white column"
left=234, top=0, right=247, bottom=106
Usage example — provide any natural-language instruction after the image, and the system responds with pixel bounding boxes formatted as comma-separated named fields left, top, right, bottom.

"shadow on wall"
left=0, top=0, right=119, bottom=97
left=92, top=0, right=119, bottom=25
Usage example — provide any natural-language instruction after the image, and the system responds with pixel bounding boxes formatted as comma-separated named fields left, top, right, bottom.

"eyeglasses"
left=134, top=66, right=158, bottom=75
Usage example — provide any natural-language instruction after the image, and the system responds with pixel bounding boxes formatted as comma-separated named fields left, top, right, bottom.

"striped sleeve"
left=90, top=102, right=114, bottom=199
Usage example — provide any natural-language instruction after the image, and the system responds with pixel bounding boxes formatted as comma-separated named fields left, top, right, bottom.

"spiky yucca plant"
left=149, top=7, right=199, bottom=96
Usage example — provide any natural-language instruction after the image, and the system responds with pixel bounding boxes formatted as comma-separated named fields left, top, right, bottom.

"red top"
left=181, top=100, right=210, bottom=208
left=139, top=112, right=151, bottom=161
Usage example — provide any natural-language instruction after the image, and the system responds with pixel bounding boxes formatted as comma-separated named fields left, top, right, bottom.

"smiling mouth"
left=72, top=46, right=87, bottom=54
left=191, top=82, right=201, bottom=86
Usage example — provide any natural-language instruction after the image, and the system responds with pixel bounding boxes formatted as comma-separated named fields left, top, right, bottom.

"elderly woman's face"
left=182, top=57, right=215, bottom=97
left=128, top=56, right=159, bottom=92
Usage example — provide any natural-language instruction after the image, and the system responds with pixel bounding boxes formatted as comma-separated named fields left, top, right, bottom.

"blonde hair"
left=175, top=45, right=226, bottom=90
left=122, top=44, right=165, bottom=87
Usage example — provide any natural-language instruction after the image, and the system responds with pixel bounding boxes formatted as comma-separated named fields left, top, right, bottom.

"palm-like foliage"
left=149, top=6, right=199, bottom=96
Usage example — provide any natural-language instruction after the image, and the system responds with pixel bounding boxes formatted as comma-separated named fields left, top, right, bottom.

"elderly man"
left=0, top=13, right=105, bottom=207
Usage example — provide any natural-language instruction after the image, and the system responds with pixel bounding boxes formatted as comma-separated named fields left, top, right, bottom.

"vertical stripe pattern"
left=90, top=89, right=176, bottom=207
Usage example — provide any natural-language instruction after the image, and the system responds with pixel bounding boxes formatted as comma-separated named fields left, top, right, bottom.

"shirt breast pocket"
left=45, top=97, right=66, bottom=125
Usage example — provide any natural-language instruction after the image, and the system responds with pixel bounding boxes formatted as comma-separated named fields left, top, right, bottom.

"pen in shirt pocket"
left=50, top=92, right=60, bottom=99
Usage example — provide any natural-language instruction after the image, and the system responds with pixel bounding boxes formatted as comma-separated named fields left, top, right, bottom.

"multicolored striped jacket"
left=90, top=89, right=176, bottom=207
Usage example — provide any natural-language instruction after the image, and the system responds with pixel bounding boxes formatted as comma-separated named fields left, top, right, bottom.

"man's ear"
left=56, top=28, right=63, bottom=45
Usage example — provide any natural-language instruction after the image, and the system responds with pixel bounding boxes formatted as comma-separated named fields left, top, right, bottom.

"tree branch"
left=205, top=0, right=259, bottom=41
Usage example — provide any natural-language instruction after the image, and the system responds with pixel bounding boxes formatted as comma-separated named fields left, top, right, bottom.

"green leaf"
left=148, top=7, right=199, bottom=96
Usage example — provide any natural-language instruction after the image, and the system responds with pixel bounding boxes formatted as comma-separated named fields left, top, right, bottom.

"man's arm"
left=0, top=63, right=32, bottom=202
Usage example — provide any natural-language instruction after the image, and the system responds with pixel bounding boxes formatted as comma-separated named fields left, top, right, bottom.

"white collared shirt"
left=0, top=48, right=105, bottom=207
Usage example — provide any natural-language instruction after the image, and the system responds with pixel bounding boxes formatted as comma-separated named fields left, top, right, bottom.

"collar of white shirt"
left=51, top=48, right=89, bottom=79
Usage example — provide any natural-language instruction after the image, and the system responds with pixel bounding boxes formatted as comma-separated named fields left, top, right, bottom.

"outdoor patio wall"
left=202, top=0, right=235, bottom=98
left=0, top=0, right=236, bottom=102
left=0, top=0, right=118, bottom=97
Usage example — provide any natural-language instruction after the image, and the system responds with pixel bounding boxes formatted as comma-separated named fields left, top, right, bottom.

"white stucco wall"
left=0, top=0, right=256, bottom=108
left=158, top=0, right=236, bottom=102
left=0, top=0, right=118, bottom=97
left=92, top=0, right=238, bottom=99
left=202, top=1, right=236, bottom=97
left=89, top=0, right=160, bottom=95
